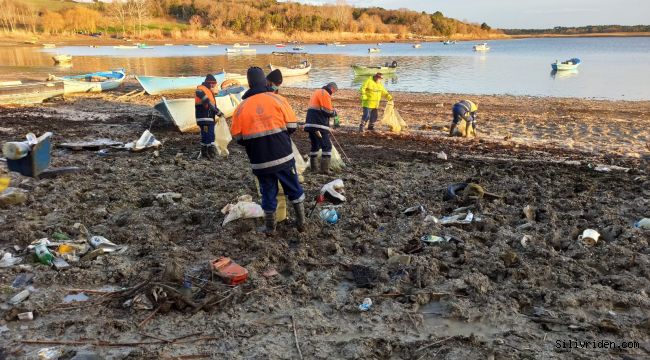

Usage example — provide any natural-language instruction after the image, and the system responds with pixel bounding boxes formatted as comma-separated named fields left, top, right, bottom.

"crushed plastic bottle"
left=319, top=209, right=339, bottom=224
left=34, top=243, right=54, bottom=265
left=358, top=298, right=373, bottom=311
left=333, top=115, right=341, bottom=128
left=2, top=141, right=30, bottom=160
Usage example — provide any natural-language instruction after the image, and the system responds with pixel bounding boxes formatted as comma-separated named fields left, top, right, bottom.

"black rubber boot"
left=207, top=145, right=217, bottom=160
left=259, top=211, right=276, bottom=236
left=321, top=157, right=331, bottom=175
left=293, top=202, right=306, bottom=233
left=309, top=156, right=319, bottom=173
left=200, top=146, right=209, bottom=159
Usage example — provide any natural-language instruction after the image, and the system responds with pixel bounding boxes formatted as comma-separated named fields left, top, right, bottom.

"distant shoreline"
left=510, top=32, right=650, bottom=39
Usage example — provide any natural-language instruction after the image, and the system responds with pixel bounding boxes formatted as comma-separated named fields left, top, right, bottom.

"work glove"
left=215, top=109, right=224, bottom=118
left=332, top=109, right=338, bottom=117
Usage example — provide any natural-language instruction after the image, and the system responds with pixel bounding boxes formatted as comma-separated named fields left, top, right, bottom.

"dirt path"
left=0, top=85, right=648, bottom=359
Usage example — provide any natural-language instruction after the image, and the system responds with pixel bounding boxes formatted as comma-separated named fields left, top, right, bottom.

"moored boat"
left=352, top=62, right=398, bottom=76
left=473, top=43, right=490, bottom=51
left=232, top=43, right=250, bottom=48
left=368, top=48, right=381, bottom=53
left=275, top=43, right=286, bottom=48
left=0, top=81, right=64, bottom=105
left=413, top=43, right=422, bottom=48
left=272, top=51, right=307, bottom=56
left=136, top=72, right=226, bottom=95
left=551, top=58, right=581, bottom=71
left=50, top=69, right=126, bottom=95
left=114, top=45, right=138, bottom=49
left=268, top=61, right=311, bottom=77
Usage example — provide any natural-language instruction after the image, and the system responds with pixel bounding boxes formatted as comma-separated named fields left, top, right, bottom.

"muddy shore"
left=0, top=84, right=649, bottom=359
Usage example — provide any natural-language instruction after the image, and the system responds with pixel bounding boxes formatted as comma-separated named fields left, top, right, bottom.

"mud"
left=0, top=83, right=649, bottom=359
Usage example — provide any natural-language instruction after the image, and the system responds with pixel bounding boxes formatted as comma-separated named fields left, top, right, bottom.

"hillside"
left=0, top=0, right=503, bottom=42
left=504, top=25, right=650, bottom=36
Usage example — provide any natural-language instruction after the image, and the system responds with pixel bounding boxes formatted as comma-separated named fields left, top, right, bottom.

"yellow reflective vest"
left=360, top=77, right=392, bottom=109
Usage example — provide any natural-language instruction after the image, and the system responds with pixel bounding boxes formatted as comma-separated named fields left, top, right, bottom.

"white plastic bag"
left=125, top=130, right=161, bottom=151
left=221, top=195, right=264, bottom=226
left=312, top=145, right=346, bottom=172
left=215, top=116, right=232, bottom=156
left=292, top=141, right=307, bottom=176
left=381, top=101, right=407, bottom=134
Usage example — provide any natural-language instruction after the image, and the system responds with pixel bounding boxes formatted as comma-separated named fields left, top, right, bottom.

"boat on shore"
left=473, top=43, right=490, bottom=51
left=136, top=72, right=226, bottom=95
left=52, top=55, right=72, bottom=64
left=49, top=69, right=126, bottom=95
left=352, top=62, right=398, bottom=76
left=0, top=81, right=64, bottom=105
left=43, top=43, right=56, bottom=49
left=232, top=43, right=249, bottom=48
left=552, top=58, right=581, bottom=71
left=333, top=42, right=346, bottom=47
left=268, top=61, right=311, bottom=77
left=368, top=48, right=381, bottom=53
left=154, top=86, right=246, bottom=132
left=196, top=45, right=208, bottom=48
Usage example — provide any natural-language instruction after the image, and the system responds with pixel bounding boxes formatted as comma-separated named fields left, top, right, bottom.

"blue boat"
left=136, top=72, right=226, bottom=95
left=551, top=58, right=581, bottom=71
left=53, top=69, right=126, bottom=95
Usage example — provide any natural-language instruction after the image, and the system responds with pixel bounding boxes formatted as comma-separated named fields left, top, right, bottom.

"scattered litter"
left=59, top=139, right=123, bottom=151
left=403, top=205, right=425, bottom=217
left=89, top=236, right=123, bottom=253
left=211, top=257, right=248, bottom=285
left=34, top=242, right=54, bottom=265
left=11, top=273, right=34, bottom=288
left=38, top=347, right=64, bottom=360
left=443, top=183, right=467, bottom=201
left=635, top=218, right=650, bottom=230
left=263, top=268, right=279, bottom=278
left=319, top=179, right=346, bottom=204
left=52, top=231, right=71, bottom=241
left=0, top=325, right=8, bottom=334
left=129, top=293, right=154, bottom=310
left=18, top=312, right=33, bottom=321
left=0, top=252, right=23, bottom=267
left=221, top=195, right=264, bottom=226
left=52, top=257, right=71, bottom=270
left=124, top=130, right=161, bottom=152
left=421, top=235, right=448, bottom=244
left=63, top=292, right=90, bottom=303
left=520, top=235, right=532, bottom=248
left=591, top=164, right=630, bottom=173
left=523, top=205, right=536, bottom=222
left=319, top=208, right=339, bottom=224
left=358, top=298, right=373, bottom=311
left=215, top=116, right=232, bottom=156
left=578, top=229, right=600, bottom=246
left=424, top=215, right=439, bottom=224
left=9, top=288, right=31, bottom=305
left=155, top=192, right=182, bottom=205
left=439, top=211, right=477, bottom=225
left=0, top=176, right=9, bottom=192
left=387, top=254, right=412, bottom=265
left=437, top=151, right=448, bottom=160
left=0, top=187, right=28, bottom=207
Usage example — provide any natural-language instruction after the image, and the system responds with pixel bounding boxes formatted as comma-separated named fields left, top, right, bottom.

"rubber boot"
left=293, top=202, right=306, bottom=233
left=321, top=157, right=331, bottom=175
left=358, top=123, right=365, bottom=132
left=259, top=211, right=276, bottom=236
left=207, top=145, right=217, bottom=160
left=309, top=156, right=319, bottom=173
left=200, top=146, right=209, bottom=159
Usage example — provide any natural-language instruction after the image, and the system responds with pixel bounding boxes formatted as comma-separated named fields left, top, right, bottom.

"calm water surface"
left=1, top=37, right=649, bottom=100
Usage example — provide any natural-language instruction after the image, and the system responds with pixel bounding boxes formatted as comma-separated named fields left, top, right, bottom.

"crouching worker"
left=304, top=82, right=338, bottom=174
left=195, top=74, right=224, bottom=159
left=231, top=67, right=306, bottom=234
left=449, top=100, right=478, bottom=137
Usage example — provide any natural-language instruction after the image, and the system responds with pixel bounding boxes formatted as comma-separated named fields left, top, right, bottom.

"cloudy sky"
left=290, top=0, right=649, bottom=28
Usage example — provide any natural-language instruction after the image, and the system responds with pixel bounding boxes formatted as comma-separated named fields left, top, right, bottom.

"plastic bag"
left=312, top=145, right=346, bottom=173
left=292, top=141, right=307, bottom=176
left=452, top=119, right=476, bottom=137
left=381, top=101, right=407, bottom=134
left=215, top=116, right=232, bottom=156
left=221, top=195, right=264, bottom=226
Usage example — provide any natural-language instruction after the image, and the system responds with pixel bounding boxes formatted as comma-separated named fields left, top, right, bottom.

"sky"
left=291, top=0, right=649, bottom=29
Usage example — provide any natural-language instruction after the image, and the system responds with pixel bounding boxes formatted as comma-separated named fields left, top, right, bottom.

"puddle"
left=63, top=293, right=90, bottom=303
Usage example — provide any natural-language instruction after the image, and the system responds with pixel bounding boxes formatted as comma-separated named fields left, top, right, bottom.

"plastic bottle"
left=358, top=298, right=372, bottom=311
left=2, top=142, right=30, bottom=160
left=333, top=115, right=341, bottom=128
left=34, top=243, right=54, bottom=265
left=319, top=209, right=339, bottom=224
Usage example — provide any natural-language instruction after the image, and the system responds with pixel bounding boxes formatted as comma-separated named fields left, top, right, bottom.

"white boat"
left=225, top=48, right=240, bottom=54
left=551, top=58, right=581, bottom=71
left=50, top=69, right=126, bottom=95
left=154, top=86, right=246, bottom=133
left=268, top=61, right=311, bottom=77
left=293, top=46, right=304, bottom=51
left=232, top=43, right=249, bottom=48
left=413, top=43, right=422, bottom=48
left=164, top=43, right=173, bottom=46
left=43, top=43, right=56, bottom=49
left=334, top=42, right=346, bottom=47
left=368, top=48, right=381, bottom=53
left=196, top=45, right=208, bottom=48
left=52, top=55, right=72, bottom=64
left=114, top=45, right=137, bottom=49
left=241, top=48, right=257, bottom=53
left=473, top=43, right=490, bottom=51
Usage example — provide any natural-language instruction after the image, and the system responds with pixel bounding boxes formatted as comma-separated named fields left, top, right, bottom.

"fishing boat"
left=368, top=48, right=381, bottom=53
left=333, top=42, right=346, bottom=47
left=225, top=48, right=240, bottom=54
left=352, top=62, right=398, bottom=76
left=473, top=43, right=490, bottom=51
left=272, top=51, right=307, bottom=56
left=268, top=61, right=311, bottom=77
left=0, top=81, right=64, bottom=105
left=196, top=45, right=208, bottom=48
left=154, top=86, right=246, bottom=132
left=293, top=46, right=304, bottom=51
left=135, top=72, right=226, bottom=95
left=551, top=58, right=581, bottom=71
left=413, top=43, right=422, bottom=48
left=223, top=73, right=248, bottom=85
left=442, top=40, right=456, bottom=45
left=114, top=45, right=137, bottom=49
left=232, top=43, right=249, bottom=48
left=49, top=69, right=126, bottom=95
left=52, top=55, right=72, bottom=64
left=43, top=43, right=56, bottom=49
left=137, top=43, right=153, bottom=49
left=275, top=43, right=286, bottom=48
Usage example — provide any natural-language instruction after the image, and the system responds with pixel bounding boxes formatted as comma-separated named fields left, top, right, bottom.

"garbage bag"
left=292, top=141, right=307, bottom=176
left=312, top=145, right=346, bottom=172
left=381, top=101, right=407, bottom=134
left=452, top=119, right=476, bottom=138
left=215, top=116, right=232, bottom=156
left=221, top=196, right=264, bottom=226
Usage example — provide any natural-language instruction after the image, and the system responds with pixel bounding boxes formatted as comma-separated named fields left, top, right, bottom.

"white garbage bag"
left=215, top=116, right=232, bottom=157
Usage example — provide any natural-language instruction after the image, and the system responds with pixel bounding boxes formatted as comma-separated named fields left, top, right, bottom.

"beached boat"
left=272, top=51, right=307, bottom=56
left=50, top=69, right=126, bottom=95
left=154, top=86, right=246, bottom=132
left=196, top=45, right=208, bottom=48
left=551, top=58, right=581, bottom=71
left=368, top=48, right=381, bottom=53
left=413, top=43, right=422, bottom=48
left=233, top=43, right=249, bottom=48
left=43, top=43, right=56, bottom=49
left=114, top=45, right=137, bottom=49
left=52, top=55, right=72, bottom=64
left=0, top=81, right=64, bottom=105
left=352, top=63, right=397, bottom=76
left=136, top=72, right=226, bottom=95
left=333, top=42, right=346, bottom=47
left=223, top=73, right=248, bottom=85
left=473, top=43, right=490, bottom=51
left=268, top=62, right=311, bottom=77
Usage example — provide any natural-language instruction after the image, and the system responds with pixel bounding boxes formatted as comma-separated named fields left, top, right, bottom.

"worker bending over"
left=449, top=100, right=478, bottom=137
left=304, top=82, right=338, bottom=174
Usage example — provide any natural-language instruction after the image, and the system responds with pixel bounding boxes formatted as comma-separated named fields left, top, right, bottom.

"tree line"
left=0, top=0, right=500, bottom=39
left=504, top=25, right=650, bottom=35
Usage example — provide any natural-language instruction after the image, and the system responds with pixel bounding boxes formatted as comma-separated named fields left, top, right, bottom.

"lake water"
left=2, top=37, right=650, bottom=100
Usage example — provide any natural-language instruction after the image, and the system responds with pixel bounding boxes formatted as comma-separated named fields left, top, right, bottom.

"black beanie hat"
left=204, top=74, right=217, bottom=84
left=247, top=67, right=267, bottom=89
left=266, top=69, right=283, bottom=85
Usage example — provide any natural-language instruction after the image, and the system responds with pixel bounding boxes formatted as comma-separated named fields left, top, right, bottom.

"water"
left=1, top=37, right=649, bottom=100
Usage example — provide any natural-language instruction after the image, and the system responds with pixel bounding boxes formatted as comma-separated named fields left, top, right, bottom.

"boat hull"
left=352, top=65, right=397, bottom=76
left=136, top=72, right=226, bottom=95
left=551, top=59, right=581, bottom=71
left=268, top=63, right=311, bottom=77
left=57, top=70, right=126, bottom=95
left=0, top=81, right=64, bottom=105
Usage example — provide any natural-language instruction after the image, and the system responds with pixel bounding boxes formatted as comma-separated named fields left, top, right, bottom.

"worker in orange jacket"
left=304, top=82, right=338, bottom=174
left=231, top=67, right=306, bottom=234
left=195, top=74, right=224, bottom=159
